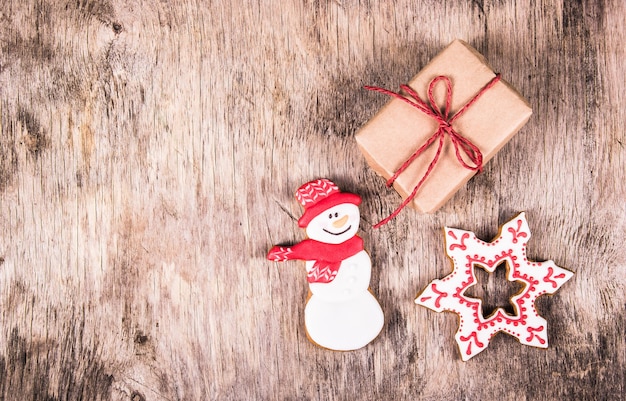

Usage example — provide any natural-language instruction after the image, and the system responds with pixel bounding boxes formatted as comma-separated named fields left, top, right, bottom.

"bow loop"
left=449, top=130, right=483, bottom=172
left=427, top=75, right=453, bottom=122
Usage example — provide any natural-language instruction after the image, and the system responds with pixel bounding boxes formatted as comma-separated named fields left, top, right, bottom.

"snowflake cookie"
left=415, top=212, right=573, bottom=361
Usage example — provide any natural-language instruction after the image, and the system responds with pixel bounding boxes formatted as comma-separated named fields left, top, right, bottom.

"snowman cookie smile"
left=323, top=225, right=352, bottom=236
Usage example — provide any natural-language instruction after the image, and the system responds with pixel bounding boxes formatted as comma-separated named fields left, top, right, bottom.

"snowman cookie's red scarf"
left=267, top=237, right=364, bottom=283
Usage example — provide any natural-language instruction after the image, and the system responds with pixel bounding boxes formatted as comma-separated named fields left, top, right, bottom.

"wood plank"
left=0, top=0, right=624, bottom=399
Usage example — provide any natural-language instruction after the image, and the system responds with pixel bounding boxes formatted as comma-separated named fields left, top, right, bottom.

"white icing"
left=305, top=203, right=360, bottom=244
left=302, top=203, right=384, bottom=350
left=305, top=290, right=384, bottom=351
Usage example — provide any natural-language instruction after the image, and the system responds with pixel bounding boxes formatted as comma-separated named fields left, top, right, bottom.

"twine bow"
left=365, top=74, right=501, bottom=228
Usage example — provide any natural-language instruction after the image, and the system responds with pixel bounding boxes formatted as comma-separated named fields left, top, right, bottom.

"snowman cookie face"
left=305, top=203, right=360, bottom=244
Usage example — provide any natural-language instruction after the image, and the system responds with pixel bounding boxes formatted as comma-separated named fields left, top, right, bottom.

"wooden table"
left=1, top=1, right=624, bottom=399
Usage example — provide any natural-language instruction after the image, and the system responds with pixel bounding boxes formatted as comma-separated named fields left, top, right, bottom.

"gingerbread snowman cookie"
left=267, top=179, right=384, bottom=351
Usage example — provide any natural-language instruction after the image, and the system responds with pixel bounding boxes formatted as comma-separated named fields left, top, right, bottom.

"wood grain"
left=0, top=0, right=624, bottom=399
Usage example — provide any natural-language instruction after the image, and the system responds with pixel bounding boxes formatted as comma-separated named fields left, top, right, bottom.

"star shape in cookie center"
left=464, top=261, right=527, bottom=319
left=415, top=213, right=573, bottom=361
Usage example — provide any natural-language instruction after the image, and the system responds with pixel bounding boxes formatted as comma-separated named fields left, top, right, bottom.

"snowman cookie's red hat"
left=295, top=179, right=361, bottom=228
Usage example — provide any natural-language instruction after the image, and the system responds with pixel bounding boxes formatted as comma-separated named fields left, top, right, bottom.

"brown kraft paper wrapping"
left=355, top=39, right=533, bottom=214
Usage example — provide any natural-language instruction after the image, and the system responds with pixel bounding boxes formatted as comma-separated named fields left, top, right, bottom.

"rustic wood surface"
left=0, top=0, right=624, bottom=400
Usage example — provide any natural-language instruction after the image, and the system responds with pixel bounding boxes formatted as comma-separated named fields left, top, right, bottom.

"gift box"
left=356, top=39, right=532, bottom=222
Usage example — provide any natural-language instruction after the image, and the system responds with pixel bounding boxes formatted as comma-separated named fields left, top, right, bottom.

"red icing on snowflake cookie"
left=415, top=212, right=573, bottom=361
